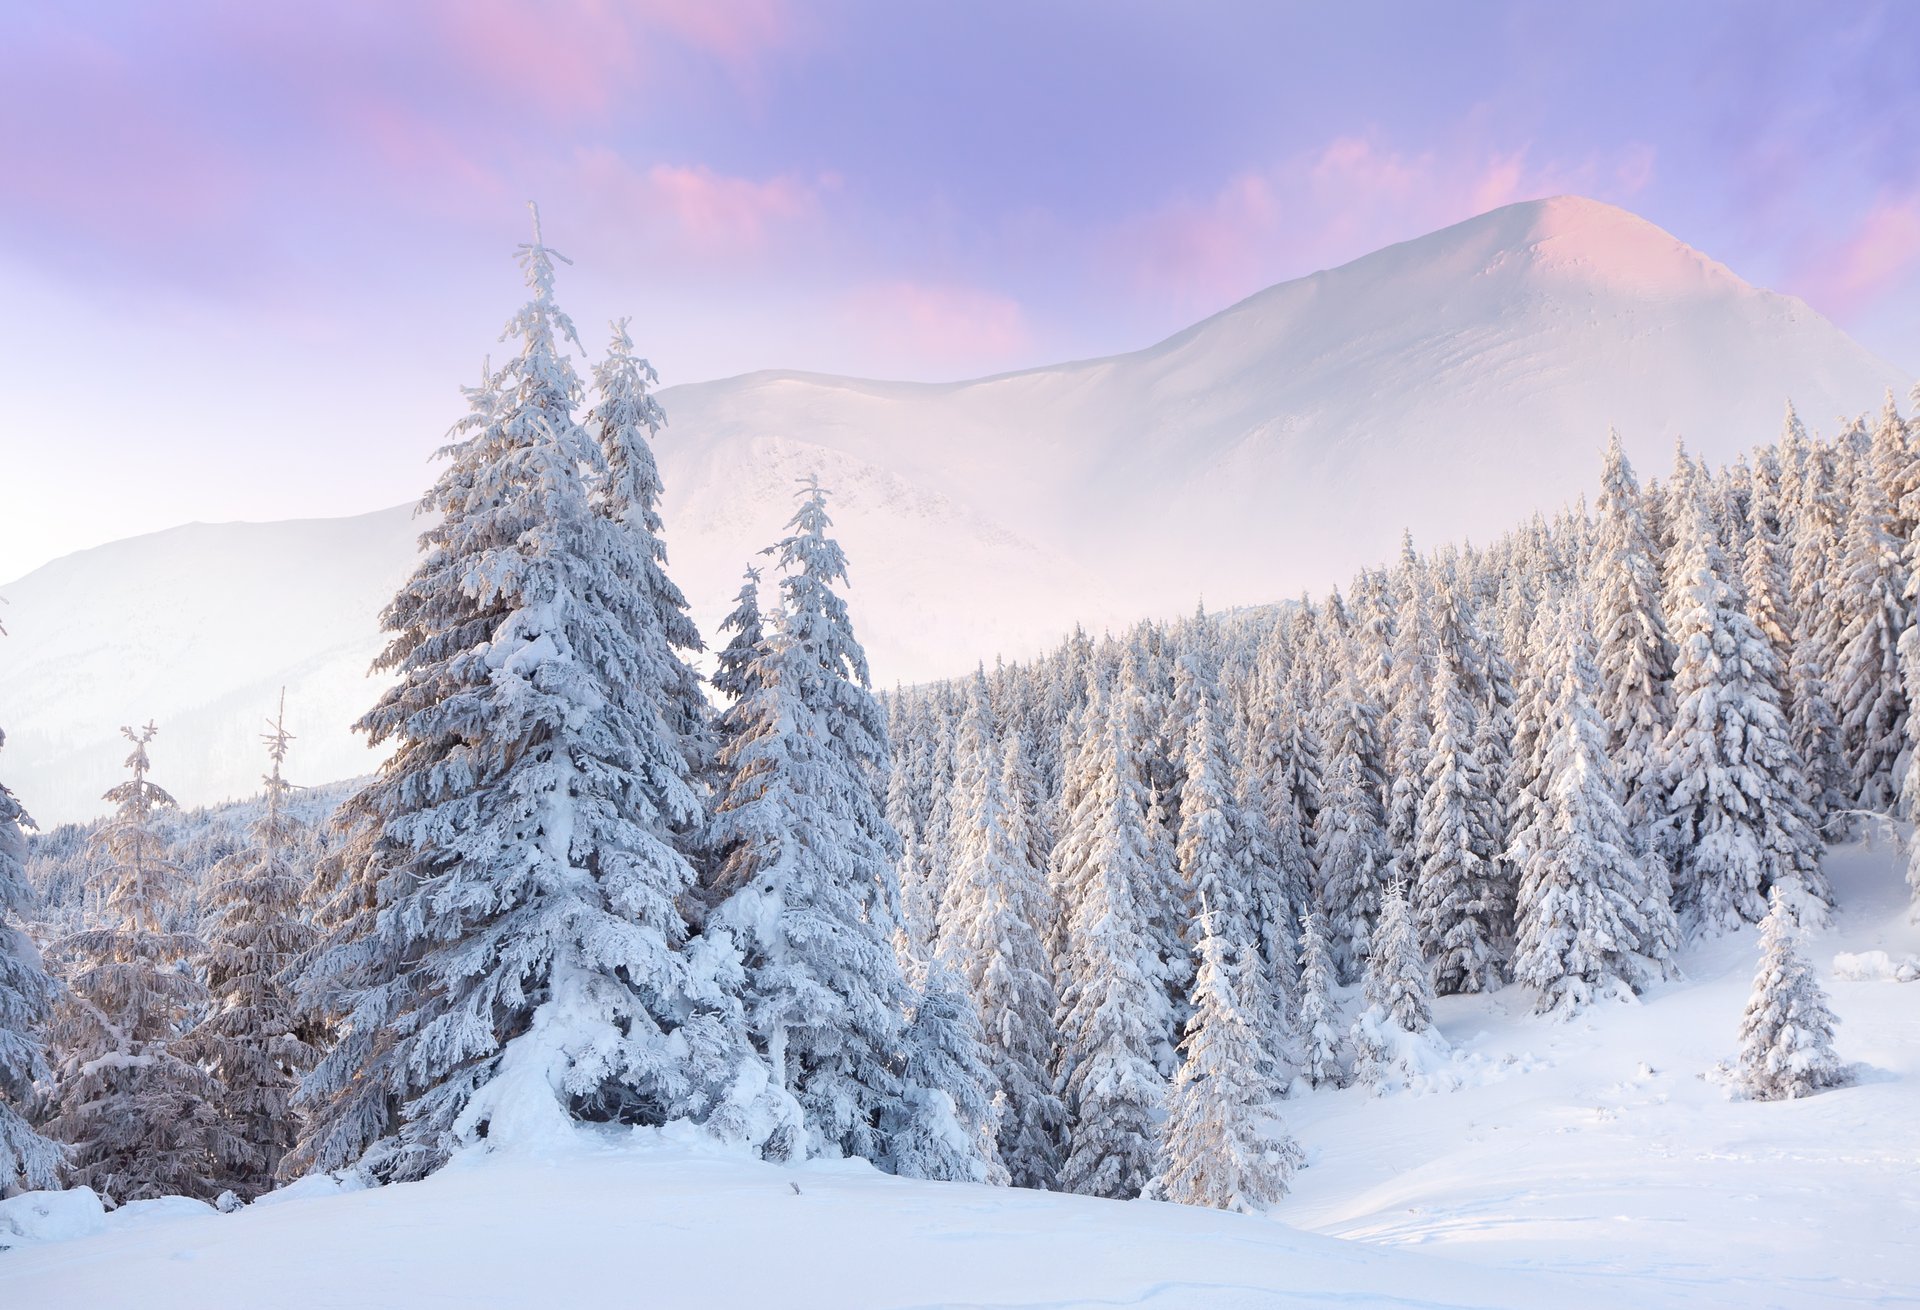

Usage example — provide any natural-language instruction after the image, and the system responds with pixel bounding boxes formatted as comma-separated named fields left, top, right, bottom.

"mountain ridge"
left=3, top=195, right=1910, bottom=821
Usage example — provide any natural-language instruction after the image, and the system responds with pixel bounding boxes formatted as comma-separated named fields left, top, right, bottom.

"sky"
left=2, top=0, right=1917, bottom=580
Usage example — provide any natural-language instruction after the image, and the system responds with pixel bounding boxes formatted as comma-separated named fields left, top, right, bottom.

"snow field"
left=3, top=841, right=1912, bottom=1309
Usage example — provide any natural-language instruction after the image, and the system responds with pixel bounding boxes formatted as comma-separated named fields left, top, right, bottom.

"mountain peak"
left=1455, top=194, right=1744, bottom=296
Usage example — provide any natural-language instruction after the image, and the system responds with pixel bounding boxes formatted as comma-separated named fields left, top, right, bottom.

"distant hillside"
left=2, top=196, right=1908, bottom=820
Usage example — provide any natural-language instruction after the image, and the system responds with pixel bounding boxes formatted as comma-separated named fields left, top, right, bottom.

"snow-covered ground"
left=5, top=841, right=1913, bottom=1309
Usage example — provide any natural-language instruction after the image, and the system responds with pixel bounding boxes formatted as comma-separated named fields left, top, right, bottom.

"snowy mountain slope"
left=0, top=506, right=421, bottom=824
left=658, top=195, right=1908, bottom=615
left=4, top=842, right=1913, bottom=1309
left=3, top=196, right=1908, bottom=821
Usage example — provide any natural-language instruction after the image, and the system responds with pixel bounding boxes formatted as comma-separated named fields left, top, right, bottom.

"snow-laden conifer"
left=888, top=961, right=1007, bottom=1185
left=1413, top=612, right=1504, bottom=995
left=1350, top=883, right=1448, bottom=1094
left=1384, top=539, right=1436, bottom=891
left=1785, top=433, right=1848, bottom=822
left=1153, top=902, right=1300, bottom=1213
left=707, top=478, right=935, bottom=1168
left=0, top=711, right=61, bottom=1193
left=1736, top=888, right=1848, bottom=1101
left=710, top=565, right=765, bottom=709
left=301, top=213, right=730, bottom=1181
left=1662, top=479, right=1822, bottom=933
left=1590, top=431, right=1675, bottom=860
left=1314, top=663, right=1390, bottom=983
left=1296, top=909, right=1346, bottom=1088
left=588, top=317, right=712, bottom=781
left=1513, top=613, right=1672, bottom=1013
left=191, top=694, right=320, bottom=1196
left=44, top=726, right=246, bottom=1204
left=1053, top=696, right=1170, bottom=1200
left=936, top=673, right=1063, bottom=1188
left=1832, top=457, right=1908, bottom=814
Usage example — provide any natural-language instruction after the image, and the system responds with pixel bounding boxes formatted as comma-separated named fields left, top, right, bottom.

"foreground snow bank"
left=0, top=1187, right=104, bottom=1250
left=1, top=1128, right=1630, bottom=1310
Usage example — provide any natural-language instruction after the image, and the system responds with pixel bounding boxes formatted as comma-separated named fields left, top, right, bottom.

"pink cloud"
left=838, top=280, right=1032, bottom=373
left=570, top=148, right=832, bottom=259
left=413, top=0, right=794, bottom=116
left=1790, top=193, right=1920, bottom=319
left=1112, top=134, right=1659, bottom=310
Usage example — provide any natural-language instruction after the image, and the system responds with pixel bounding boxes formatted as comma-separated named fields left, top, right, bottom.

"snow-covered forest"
left=1, top=215, right=1913, bottom=1232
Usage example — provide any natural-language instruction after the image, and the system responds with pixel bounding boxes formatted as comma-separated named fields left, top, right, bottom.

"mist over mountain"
left=1, top=196, right=1906, bottom=822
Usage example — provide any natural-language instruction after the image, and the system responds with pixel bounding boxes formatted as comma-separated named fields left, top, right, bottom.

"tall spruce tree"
left=1413, top=609, right=1504, bottom=995
left=1053, top=694, right=1169, bottom=1200
left=45, top=726, right=245, bottom=1204
left=1590, top=432, right=1675, bottom=865
left=1662, top=479, right=1819, bottom=934
left=707, top=478, right=959, bottom=1172
left=295, top=212, right=728, bottom=1181
left=1314, top=663, right=1390, bottom=983
left=1153, top=902, right=1300, bottom=1213
left=936, top=673, right=1063, bottom=1188
left=588, top=317, right=713, bottom=782
left=889, top=961, right=1007, bottom=1185
left=1296, top=909, right=1346, bottom=1088
left=191, top=694, right=320, bottom=1197
left=1513, top=614, right=1671, bottom=1013
left=1832, top=456, right=1908, bottom=814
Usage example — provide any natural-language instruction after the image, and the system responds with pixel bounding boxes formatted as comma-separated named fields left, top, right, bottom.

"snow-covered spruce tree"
left=1743, top=452, right=1796, bottom=687
left=44, top=726, right=246, bottom=1204
left=0, top=716, right=61, bottom=1194
left=1413, top=609, right=1504, bottom=995
left=706, top=478, right=956, bottom=1173
left=1296, top=909, right=1346, bottom=1088
left=588, top=317, right=713, bottom=783
left=1785, top=432, right=1848, bottom=824
left=1349, top=882, right=1448, bottom=1094
left=1247, top=670, right=1318, bottom=954
left=887, top=726, right=940, bottom=963
left=1662, top=478, right=1823, bottom=934
left=1384, top=538, right=1437, bottom=891
left=300, top=214, right=736, bottom=1182
left=710, top=565, right=765, bottom=715
left=1178, top=686, right=1247, bottom=956
left=1590, top=431, right=1675, bottom=867
left=1229, top=708, right=1304, bottom=1032
left=190, top=694, right=320, bottom=1197
left=889, top=961, right=1007, bottom=1185
left=1512, top=613, right=1670, bottom=1014
left=936, top=672, right=1063, bottom=1188
left=1053, top=698, right=1170, bottom=1200
left=1832, top=455, right=1909, bottom=815
left=1314, top=662, right=1389, bottom=983
left=1737, top=888, right=1848, bottom=1101
left=1153, top=904, right=1300, bottom=1213
left=283, top=799, right=399, bottom=1180
left=1117, top=656, right=1192, bottom=1039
